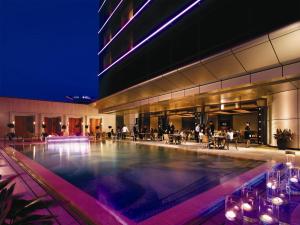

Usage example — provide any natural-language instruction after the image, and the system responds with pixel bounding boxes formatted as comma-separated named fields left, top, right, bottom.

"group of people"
left=109, top=121, right=252, bottom=149
left=194, top=121, right=252, bottom=149
left=112, top=125, right=129, bottom=140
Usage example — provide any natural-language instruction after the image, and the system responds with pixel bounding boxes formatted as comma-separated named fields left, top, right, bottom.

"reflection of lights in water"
left=225, top=210, right=237, bottom=221
left=67, top=146, right=70, bottom=160
left=46, top=142, right=91, bottom=162
left=271, top=197, right=283, bottom=206
left=259, top=214, right=273, bottom=224
left=241, top=203, right=252, bottom=211
left=290, top=176, right=298, bottom=183
left=47, top=142, right=90, bottom=153
left=59, top=147, right=63, bottom=157
left=33, top=146, right=36, bottom=160
left=286, top=162, right=292, bottom=167
left=279, top=193, right=285, bottom=198
left=267, top=182, right=273, bottom=188
left=267, top=181, right=277, bottom=189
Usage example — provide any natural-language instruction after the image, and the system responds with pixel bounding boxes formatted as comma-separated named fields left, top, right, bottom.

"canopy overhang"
left=93, top=22, right=300, bottom=114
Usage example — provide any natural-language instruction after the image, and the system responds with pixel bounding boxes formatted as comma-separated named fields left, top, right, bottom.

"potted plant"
left=41, top=124, right=48, bottom=141
left=7, top=123, right=15, bottom=129
left=7, top=123, right=15, bottom=141
left=0, top=175, right=55, bottom=224
left=274, top=129, right=292, bottom=150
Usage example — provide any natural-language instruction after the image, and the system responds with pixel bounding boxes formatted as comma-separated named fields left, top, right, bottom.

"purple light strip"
left=98, top=0, right=152, bottom=55
left=98, top=0, right=107, bottom=13
left=98, top=0, right=124, bottom=34
left=98, top=0, right=203, bottom=77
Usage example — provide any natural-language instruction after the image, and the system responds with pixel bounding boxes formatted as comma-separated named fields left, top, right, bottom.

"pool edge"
left=4, top=146, right=137, bottom=225
left=5, top=144, right=274, bottom=225
left=138, top=161, right=274, bottom=225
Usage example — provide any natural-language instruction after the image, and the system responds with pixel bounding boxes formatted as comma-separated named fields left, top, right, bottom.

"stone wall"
left=0, top=97, right=115, bottom=137
left=268, top=90, right=300, bottom=149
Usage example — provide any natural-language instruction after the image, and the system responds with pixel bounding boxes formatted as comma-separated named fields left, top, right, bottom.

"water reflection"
left=21, top=141, right=263, bottom=222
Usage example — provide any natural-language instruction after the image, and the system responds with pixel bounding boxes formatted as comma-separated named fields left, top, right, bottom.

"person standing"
left=158, top=124, right=164, bottom=141
left=226, top=129, right=234, bottom=150
left=122, top=125, right=129, bottom=140
left=208, top=121, right=215, bottom=136
left=170, top=122, right=175, bottom=134
left=195, top=123, right=200, bottom=143
left=116, top=126, right=121, bottom=139
left=133, top=123, right=138, bottom=141
left=244, top=122, right=251, bottom=148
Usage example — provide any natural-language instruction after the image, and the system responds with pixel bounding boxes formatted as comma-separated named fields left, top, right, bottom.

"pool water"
left=19, top=141, right=263, bottom=221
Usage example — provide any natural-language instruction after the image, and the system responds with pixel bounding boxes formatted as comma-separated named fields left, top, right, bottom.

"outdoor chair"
left=199, top=135, right=209, bottom=149
left=153, top=132, right=158, bottom=141
left=163, top=134, right=169, bottom=144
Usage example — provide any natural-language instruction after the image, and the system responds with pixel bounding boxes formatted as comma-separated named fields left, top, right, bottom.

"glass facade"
left=98, top=0, right=300, bottom=98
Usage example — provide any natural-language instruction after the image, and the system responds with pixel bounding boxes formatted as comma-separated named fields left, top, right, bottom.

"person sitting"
left=150, top=128, right=154, bottom=140
left=199, top=129, right=204, bottom=143
left=153, top=128, right=158, bottom=141
left=158, top=125, right=164, bottom=141
left=180, top=130, right=185, bottom=142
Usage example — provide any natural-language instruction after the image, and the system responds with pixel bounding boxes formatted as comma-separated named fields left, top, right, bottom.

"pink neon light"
left=98, top=0, right=203, bottom=77
left=46, top=136, right=89, bottom=143
left=46, top=139, right=89, bottom=143
left=98, top=0, right=107, bottom=13
left=98, top=0, right=124, bottom=34
left=98, top=0, right=152, bottom=55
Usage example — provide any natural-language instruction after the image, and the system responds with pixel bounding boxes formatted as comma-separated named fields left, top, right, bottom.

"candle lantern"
left=285, top=151, right=295, bottom=168
left=266, top=170, right=281, bottom=201
left=258, top=197, right=278, bottom=225
left=288, top=167, right=300, bottom=196
left=240, top=187, right=259, bottom=223
left=225, top=195, right=243, bottom=224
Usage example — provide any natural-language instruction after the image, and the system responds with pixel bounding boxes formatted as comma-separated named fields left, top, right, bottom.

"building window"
left=103, top=51, right=112, bottom=68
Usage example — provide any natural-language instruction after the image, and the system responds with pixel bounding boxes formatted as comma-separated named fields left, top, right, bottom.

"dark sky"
left=0, top=0, right=99, bottom=102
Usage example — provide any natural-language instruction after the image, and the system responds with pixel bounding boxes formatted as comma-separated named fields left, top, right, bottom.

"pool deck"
left=1, top=140, right=299, bottom=225
left=0, top=146, right=83, bottom=225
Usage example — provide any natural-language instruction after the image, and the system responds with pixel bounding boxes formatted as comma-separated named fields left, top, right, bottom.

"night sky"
left=0, top=0, right=99, bottom=102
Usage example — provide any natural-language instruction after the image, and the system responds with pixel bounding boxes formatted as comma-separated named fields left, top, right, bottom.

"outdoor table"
left=212, top=135, right=226, bottom=149
left=169, top=134, right=182, bottom=144
left=139, top=133, right=151, bottom=140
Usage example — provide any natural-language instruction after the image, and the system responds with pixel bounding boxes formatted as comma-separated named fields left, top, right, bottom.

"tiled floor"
left=0, top=148, right=83, bottom=225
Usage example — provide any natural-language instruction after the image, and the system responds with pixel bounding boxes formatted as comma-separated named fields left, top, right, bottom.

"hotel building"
left=95, top=0, right=300, bottom=148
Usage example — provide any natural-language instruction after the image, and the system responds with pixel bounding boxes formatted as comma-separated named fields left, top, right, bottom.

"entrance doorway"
left=89, top=118, right=101, bottom=135
left=15, top=115, right=35, bottom=138
left=44, top=117, right=61, bottom=135
left=68, top=118, right=82, bottom=136
left=143, top=99, right=267, bottom=145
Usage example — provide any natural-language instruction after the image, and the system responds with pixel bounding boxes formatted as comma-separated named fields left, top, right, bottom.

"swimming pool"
left=18, top=141, right=263, bottom=222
